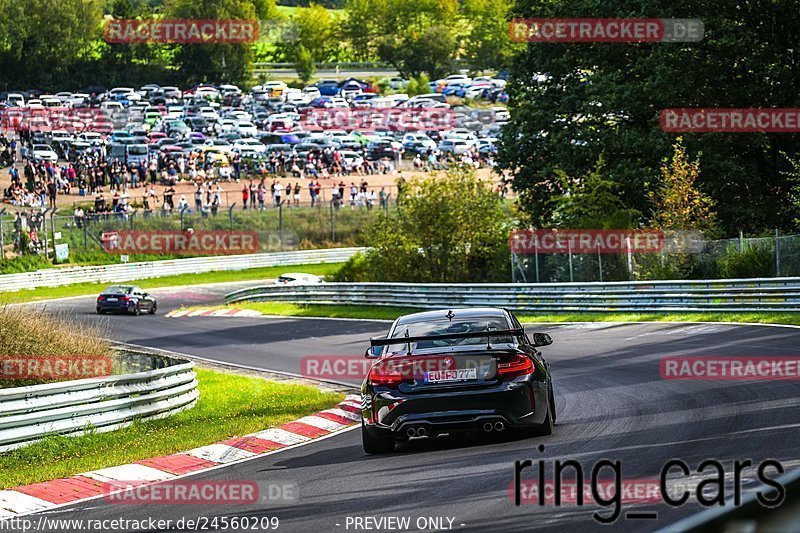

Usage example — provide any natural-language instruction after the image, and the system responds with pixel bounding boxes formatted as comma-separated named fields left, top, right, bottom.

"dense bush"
left=718, top=242, right=776, bottom=278
left=333, top=168, right=512, bottom=283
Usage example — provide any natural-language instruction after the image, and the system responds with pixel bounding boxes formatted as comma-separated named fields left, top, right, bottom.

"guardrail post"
left=597, top=243, right=603, bottom=282
left=279, top=200, right=284, bottom=235
left=0, top=208, right=6, bottom=260
left=568, top=239, right=574, bottom=282
left=534, top=239, right=540, bottom=283
left=228, top=202, right=236, bottom=230
left=626, top=235, right=633, bottom=280
left=180, top=205, right=188, bottom=230
left=40, top=208, right=51, bottom=260
left=330, top=200, right=336, bottom=241
left=49, top=210, right=56, bottom=261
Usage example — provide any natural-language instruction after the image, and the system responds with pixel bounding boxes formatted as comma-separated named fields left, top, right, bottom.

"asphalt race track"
left=25, top=283, right=800, bottom=532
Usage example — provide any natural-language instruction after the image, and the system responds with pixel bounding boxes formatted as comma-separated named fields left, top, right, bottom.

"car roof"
left=395, top=307, right=509, bottom=326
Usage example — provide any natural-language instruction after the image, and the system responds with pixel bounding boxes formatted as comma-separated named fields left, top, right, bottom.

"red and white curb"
left=165, top=308, right=263, bottom=318
left=0, top=394, right=361, bottom=518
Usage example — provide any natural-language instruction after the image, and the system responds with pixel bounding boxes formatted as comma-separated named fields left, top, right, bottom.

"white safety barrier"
left=0, top=248, right=363, bottom=293
left=225, top=277, right=800, bottom=312
left=0, top=354, right=197, bottom=452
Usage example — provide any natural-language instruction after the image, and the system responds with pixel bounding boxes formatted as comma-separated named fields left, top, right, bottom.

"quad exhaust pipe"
left=483, top=422, right=494, bottom=432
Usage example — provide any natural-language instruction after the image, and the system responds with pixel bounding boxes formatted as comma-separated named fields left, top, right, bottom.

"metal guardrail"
left=0, top=248, right=364, bottom=293
left=225, top=277, right=800, bottom=312
left=0, top=353, right=197, bottom=452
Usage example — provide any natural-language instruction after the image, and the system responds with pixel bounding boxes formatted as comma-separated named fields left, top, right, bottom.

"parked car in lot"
left=96, top=285, right=157, bottom=315
left=32, top=143, right=58, bottom=162
left=360, top=307, right=555, bottom=453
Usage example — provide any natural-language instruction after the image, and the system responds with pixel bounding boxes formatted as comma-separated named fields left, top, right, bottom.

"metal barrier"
left=0, top=248, right=363, bottom=293
left=0, top=352, right=197, bottom=452
left=225, top=277, right=800, bottom=312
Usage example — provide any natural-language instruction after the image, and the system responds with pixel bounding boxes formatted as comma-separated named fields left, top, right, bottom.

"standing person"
left=232, top=151, right=241, bottom=182
left=163, top=185, right=175, bottom=211
left=249, top=180, right=256, bottom=209
left=149, top=156, right=158, bottom=184
left=194, top=183, right=203, bottom=211
left=330, top=183, right=339, bottom=209
left=241, top=182, right=249, bottom=210
left=293, top=182, right=301, bottom=207
left=47, top=179, right=57, bottom=209
left=273, top=180, right=283, bottom=207
left=379, top=187, right=387, bottom=210
left=257, top=180, right=266, bottom=210
left=314, top=181, right=322, bottom=206
left=308, top=180, right=316, bottom=207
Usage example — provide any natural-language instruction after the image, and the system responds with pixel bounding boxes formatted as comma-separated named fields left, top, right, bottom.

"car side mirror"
left=531, top=333, right=553, bottom=347
left=365, top=345, right=384, bottom=359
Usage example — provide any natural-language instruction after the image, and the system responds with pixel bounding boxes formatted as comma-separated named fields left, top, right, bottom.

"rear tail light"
left=97, top=296, right=105, bottom=301
left=497, top=354, right=534, bottom=378
left=368, top=360, right=404, bottom=387
left=119, top=296, right=130, bottom=302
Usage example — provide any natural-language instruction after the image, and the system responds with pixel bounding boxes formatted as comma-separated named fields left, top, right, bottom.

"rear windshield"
left=103, top=286, right=132, bottom=295
left=387, top=317, right=515, bottom=354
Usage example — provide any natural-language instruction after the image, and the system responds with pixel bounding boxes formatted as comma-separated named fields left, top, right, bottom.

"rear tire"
left=531, top=396, right=554, bottom=437
left=133, top=304, right=141, bottom=316
left=149, top=303, right=157, bottom=315
left=96, top=308, right=103, bottom=315
left=362, top=421, right=395, bottom=454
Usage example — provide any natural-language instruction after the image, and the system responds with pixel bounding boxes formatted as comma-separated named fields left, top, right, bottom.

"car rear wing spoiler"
left=369, top=328, right=523, bottom=347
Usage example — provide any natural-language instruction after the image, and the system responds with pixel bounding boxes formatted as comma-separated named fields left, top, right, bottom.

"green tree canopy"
left=499, top=0, right=800, bottom=236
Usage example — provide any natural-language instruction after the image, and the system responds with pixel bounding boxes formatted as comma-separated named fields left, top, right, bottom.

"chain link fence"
left=512, top=230, right=800, bottom=283
left=0, top=199, right=395, bottom=266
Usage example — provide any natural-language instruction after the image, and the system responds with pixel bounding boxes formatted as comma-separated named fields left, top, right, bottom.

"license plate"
left=107, top=298, right=117, bottom=301
left=424, top=368, right=477, bottom=383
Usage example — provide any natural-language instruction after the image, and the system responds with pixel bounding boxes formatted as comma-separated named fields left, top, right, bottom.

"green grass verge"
left=193, top=302, right=800, bottom=327
left=0, top=368, right=344, bottom=489
left=0, top=263, right=344, bottom=305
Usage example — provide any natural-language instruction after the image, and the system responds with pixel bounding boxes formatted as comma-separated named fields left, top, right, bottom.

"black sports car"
left=360, top=307, right=555, bottom=454
left=96, top=285, right=157, bottom=315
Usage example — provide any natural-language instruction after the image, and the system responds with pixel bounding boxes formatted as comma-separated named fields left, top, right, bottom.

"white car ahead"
left=275, top=273, right=323, bottom=285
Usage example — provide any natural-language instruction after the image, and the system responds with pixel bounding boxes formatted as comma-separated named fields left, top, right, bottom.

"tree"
left=277, top=2, right=338, bottom=67
left=294, top=44, right=316, bottom=83
left=166, top=0, right=279, bottom=84
left=342, top=0, right=460, bottom=79
left=651, top=138, right=719, bottom=236
left=552, top=156, right=640, bottom=229
left=461, top=0, right=515, bottom=73
left=499, top=0, right=800, bottom=236
left=0, top=0, right=104, bottom=88
left=337, top=168, right=512, bottom=282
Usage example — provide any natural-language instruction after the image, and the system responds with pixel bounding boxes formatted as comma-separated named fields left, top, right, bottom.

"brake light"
left=368, top=360, right=404, bottom=387
left=97, top=296, right=105, bottom=301
left=119, top=296, right=130, bottom=302
left=497, top=354, right=534, bottom=378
